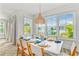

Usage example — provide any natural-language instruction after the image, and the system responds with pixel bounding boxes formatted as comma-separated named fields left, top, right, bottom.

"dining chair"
left=16, top=39, right=22, bottom=56
left=29, top=43, right=45, bottom=56
left=60, top=42, right=77, bottom=56
left=20, top=39, right=29, bottom=56
left=26, top=42, right=33, bottom=56
left=76, top=41, right=79, bottom=56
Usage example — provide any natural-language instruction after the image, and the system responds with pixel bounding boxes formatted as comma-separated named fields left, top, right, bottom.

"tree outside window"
left=46, top=16, right=57, bottom=36
left=24, top=17, right=32, bottom=36
left=46, top=12, right=74, bottom=40
left=0, top=22, right=4, bottom=34
left=59, top=13, right=74, bottom=39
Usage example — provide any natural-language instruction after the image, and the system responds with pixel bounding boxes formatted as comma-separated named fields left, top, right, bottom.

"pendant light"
left=34, top=4, right=45, bottom=24
left=33, top=4, right=46, bottom=35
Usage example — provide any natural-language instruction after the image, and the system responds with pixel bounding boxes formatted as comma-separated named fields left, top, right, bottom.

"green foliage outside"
left=24, top=23, right=31, bottom=33
left=50, top=27, right=56, bottom=35
left=65, top=24, right=73, bottom=38
left=60, top=24, right=73, bottom=39
left=0, top=23, right=4, bottom=33
left=50, top=24, right=73, bottom=39
left=24, top=23, right=73, bottom=39
left=0, top=29, right=3, bottom=33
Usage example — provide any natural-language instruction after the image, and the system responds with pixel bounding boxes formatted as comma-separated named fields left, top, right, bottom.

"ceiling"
left=0, top=3, right=65, bottom=17
left=0, top=3, right=79, bottom=18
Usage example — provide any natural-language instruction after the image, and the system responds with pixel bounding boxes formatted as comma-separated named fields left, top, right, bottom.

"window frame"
left=23, top=17, right=33, bottom=36
left=58, top=12, right=76, bottom=40
left=0, top=21, right=5, bottom=34
left=0, top=20, right=6, bottom=39
left=45, top=12, right=76, bottom=40
left=45, top=15, right=58, bottom=36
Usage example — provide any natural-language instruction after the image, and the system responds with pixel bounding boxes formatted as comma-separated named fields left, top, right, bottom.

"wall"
left=75, top=10, right=79, bottom=52
left=15, top=13, right=24, bottom=39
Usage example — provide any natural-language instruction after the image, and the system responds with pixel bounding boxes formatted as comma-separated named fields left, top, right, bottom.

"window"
left=23, top=12, right=75, bottom=40
left=45, top=12, right=75, bottom=40
left=24, top=17, right=32, bottom=36
left=46, top=16, right=57, bottom=36
left=36, top=24, right=46, bottom=34
left=0, top=22, right=4, bottom=34
left=59, top=13, right=74, bottom=39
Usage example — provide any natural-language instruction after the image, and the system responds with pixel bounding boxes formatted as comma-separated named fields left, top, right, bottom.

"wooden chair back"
left=26, top=42, right=33, bottom=56
left=30, top=43, right=45, bottom=56
left=69, top=42, right=77, bottom=56
left=20, top=39, right=30, bottom=56
left=16, top=39, right=22, bottom=56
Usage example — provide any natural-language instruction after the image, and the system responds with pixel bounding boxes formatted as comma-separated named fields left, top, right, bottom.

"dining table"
left=24, top=37, right=63, bottom=56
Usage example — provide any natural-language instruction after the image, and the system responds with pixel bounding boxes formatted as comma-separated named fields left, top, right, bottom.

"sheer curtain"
left=6, top=15, right=16, bottom=44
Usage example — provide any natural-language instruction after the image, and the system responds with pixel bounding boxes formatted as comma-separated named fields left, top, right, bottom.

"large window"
left=0, top=22, right=4, bottom=34
left=0, top=21, right=5, bottom=38
left=24, top=17, right=32, bottom=36
left=59, top=13, right=74, bottom=39
left=46, top=16, right=57, bottom=36
left=23, top=12, right=75, bottom=40
left=45, top=12, right=75, bottom=40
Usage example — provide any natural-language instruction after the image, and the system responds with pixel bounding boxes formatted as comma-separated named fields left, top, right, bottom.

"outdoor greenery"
left=49, top=24, right=73, bottom=39
left=24, top=23, right=31, bottom=33
left=65, top=24, right=73, bottom=38
left=0, top=23, right=4, bottom=33
left=50, top=27, right=56, bottom=35
left=60, top=24, right=73, bottom=39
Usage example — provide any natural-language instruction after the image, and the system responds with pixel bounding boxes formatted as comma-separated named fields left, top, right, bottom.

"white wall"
left=75, top=10, right=79, bottom=52
left=16, top=13, right=24, bottom=39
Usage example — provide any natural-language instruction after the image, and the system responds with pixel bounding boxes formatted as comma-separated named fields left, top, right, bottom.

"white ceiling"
left=0, top=3, right=79, bottom=18
left=0, top=3, right=65, bottom=16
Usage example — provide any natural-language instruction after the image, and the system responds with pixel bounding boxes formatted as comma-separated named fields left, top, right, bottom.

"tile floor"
left=0, top=39, right=16, bottom=56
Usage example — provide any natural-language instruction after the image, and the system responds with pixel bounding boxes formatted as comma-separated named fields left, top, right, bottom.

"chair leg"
left=17, top=51, right=18, bottom=56
left=17, top=50, right=20, bottom=56
left=17, top=49, right=22, bottom=56
left=41, top=47, right=44, bottom=56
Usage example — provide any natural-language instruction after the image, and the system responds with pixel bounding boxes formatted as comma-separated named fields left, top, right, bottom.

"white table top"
left=45, top=41, right=63, bottom=55
left=27, top=39, right=63, bottom=56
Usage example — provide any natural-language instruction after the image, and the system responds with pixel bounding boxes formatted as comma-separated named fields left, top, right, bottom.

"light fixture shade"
left=34, top=13, right=45, bottom=24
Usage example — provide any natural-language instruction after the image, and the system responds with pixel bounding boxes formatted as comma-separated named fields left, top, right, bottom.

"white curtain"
left=6, top=15, right=16, bottom=44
